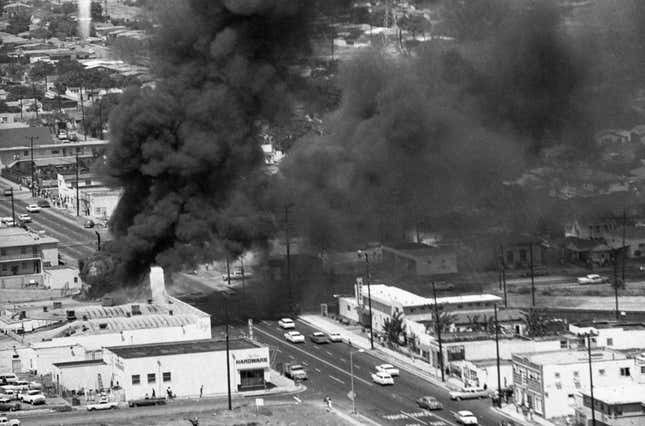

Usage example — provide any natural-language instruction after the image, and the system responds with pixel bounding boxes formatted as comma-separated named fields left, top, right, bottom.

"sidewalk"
left=494, top=404, right=556, bottom=426
left=299, top=314, right=462, bottom=391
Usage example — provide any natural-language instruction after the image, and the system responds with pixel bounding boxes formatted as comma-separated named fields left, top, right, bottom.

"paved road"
left=0, top=197, right=100, bottom=261
left=250, top=319, right=506, bottom=426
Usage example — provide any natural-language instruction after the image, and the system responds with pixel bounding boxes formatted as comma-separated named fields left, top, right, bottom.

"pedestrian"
left=152, top=388, right=156, bottom=398
left=199, top=384, right=203, bottom=398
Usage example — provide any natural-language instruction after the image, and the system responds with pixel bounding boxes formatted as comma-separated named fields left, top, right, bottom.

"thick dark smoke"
left=84, top=0, right=313, bottom=289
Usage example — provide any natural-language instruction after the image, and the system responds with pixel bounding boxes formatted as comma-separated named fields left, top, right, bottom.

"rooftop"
left=366, top=284, right=500, bottom=308
left=53, top=359, right=106, bottom=368
left=514, top=349, right=626, bottom=366
left=0, top=228, right=59, bottom=249
left=107, top=338, right=260, bottom=359
left=570, top=321, right=645, bottom=331
left=579, top=384, right=645, bottom=405
left=383, top=243, right=455, bottom=257
left=0, top=127, right=54, bottom=150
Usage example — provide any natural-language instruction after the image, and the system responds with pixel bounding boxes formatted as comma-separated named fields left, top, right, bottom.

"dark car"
left=0, top=402, right=20, bottom=412
left=416, top=396, right=443, bottom=410
left=83, top=220, right=95, bottom=228
left=309, top=332, right=330, bottom=344
left=36, top=200, right=50, bottom=208
left=128, top=397, right=166, bottom=407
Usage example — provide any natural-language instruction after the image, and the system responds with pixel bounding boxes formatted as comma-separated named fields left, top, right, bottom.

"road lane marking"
left=254, top=326, right=373, bottom=386
left=329, top=375, right=345, bottom=385
left=340, top=358, right=347, bottom=362
left=288, top=355, right=295, bottom=360
left=325, top=350, right=333, bottom=356
left=383, top=410, right=456, bottom=426
left=293, top=396, right=301, bottom=404
left=315, top=368, right=321, bottom=373
left=302, top=361, right=308, bottom=366
left=400, top=410, right=428, bottom=425
left=354, top=364, right=360, bottom=370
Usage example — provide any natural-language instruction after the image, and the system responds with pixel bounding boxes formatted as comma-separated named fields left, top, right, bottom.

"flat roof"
left=514, top=349, right=626, bottom=366
left=53, top=359, right=106, bottom=368
left=365, top=284, right=500, bottom=308
left=107, top=338, right=261, bottom=359
left=0, top=228, right=59, bottom=248
left=579, top=384, right=645, bottom=405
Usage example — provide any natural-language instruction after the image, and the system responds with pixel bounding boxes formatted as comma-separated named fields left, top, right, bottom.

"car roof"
left=313, top=332, right=324, bottom=335
left=379, top=363, right=394, bottom=367
left=458, top=410, right=474, bottom=416
left=281, top=318, right=293, bottom=321
left=422, top=395, right=437, bottom=400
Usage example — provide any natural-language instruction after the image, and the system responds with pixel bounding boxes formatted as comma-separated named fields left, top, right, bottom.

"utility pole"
left=285, top=204, right=293, bottom=312
left=529, top=243, right=535, bottom=307
left=32, top=82, right=39, bottom=119
left=240, top=257, right=246, bottom=298
left=95, top=231, right=101, bottom=251
left=432, top=281, right=445, bottom=382
left=26, top=136, right=38, bottom=197
left=225, top=298, right=232, bottom=410
left=500, top=246, right=507, bottom=307
left=613, top=250, right=619, bottom=321
left=226, top=255, right=231, bottom=286
left=98, top=97, right=104, bottom=140
left=80, top=87, right=87, bottom=141
left=358, top=251, right=374, bottom=350
left=587, top=333, right=596, bottom=426
left=498, top=245, right=503, bottom=291
left=494, top=304, right=502, bottom=408
left=75, top=148, right=80, bottom=217
left=622, top=208, right=626, bottom=285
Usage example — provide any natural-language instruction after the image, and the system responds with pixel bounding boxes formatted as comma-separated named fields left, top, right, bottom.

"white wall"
left=338, top=297, right=360, bottom=323
left=44, top=268, right=82, bottom=290
left=105, top=345, right=270, bottom=400
left=53, top=363, right=110, bottom=392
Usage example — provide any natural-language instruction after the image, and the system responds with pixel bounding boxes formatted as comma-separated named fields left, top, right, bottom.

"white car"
left=278, top=318, right=295, bottom=329
left=0, top=417, right=20, bottom=426
left=376, top=363, right=399, bottom=377
left=17, top=214, right=30, bottom=223
left=454, top=410, right=478, bottom=425
left=25, top=205, right=40, bottom=213
left=0, top=217, right=14, bottom=226
left=328, top=332, right=343, bottom=342
left=371, top=371, right=394, bottom=385
left=284, top=331, right=305, bottom=343
left=577, top=274, right=608, bottom=285
left=449, top=386, right=491, bottom=400
left=21, top=390, right=45, bottom=405
left=87, top=396, right=118, bottom=410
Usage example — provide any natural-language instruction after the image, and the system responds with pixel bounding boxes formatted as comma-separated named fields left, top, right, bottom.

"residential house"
left=564, top=237, right=614, bottom=266
left=382, top=243, right=457, bottom=276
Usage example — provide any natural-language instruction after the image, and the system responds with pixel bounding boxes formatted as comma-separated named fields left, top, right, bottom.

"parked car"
left=376, top=363, right=399, bottom=377
left=0, top=403, right=19, bottom=412
left=416, top=395, right=443, bottom=410
left=83, top=219, right=95, bottom=228
left=454, top=410, right=478, bottom=425
left=0, top=375, right=18, bottom=385
left=17, top=214, right=30, bottom=223
left=371, top=371, right=394, bottom=386
left=278, top=318, right=295, bottom=329
left=20, top=390, right=45, bottom=405
left=87, top=396, right=118, bottom=410
left=0, top=396, right=12, bottom=404
left=0, top=390, right=16, bottom=401
left=283, top=363, right=308, bottom=381
left=0, top=218, right=14, bottom=227
left=25, top=205, right=40, bottom=213
left=0, top=416, right=20, bottom=425
left=36, top=200, right=50, bottom=208
left=284, top=331, right=305, bottom=343
left=577, top=274, right=608, bottom=285
left=310, top=332, right=330, bottom=344
left=128, top=397, right=166, bottom=407
left=449, top=387, right=491, bottom=400
left=327, top=332, right=343, bottom=342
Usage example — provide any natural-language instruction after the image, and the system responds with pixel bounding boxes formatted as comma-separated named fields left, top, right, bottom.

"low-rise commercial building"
left=574, top=384, right=645, bottom=426
left=512, top=349, right=635, bottom=419
left=382, top=243, right=457, bottom=275
left=0, top=227, right=59, bottom=288
left=103, top=338, right=270, bottom=400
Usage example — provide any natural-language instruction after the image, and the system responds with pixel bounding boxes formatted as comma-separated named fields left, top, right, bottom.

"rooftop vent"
left=53, top=302, right=62, bottom=309
left=131, top=305, right=141, bottom=316
left=66, top=310, right=76, bottom=321
left=98, top=323, right=107, bottom=329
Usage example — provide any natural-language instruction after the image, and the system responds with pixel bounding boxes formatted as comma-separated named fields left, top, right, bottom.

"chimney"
left=149, top=266, right=168, bottom=304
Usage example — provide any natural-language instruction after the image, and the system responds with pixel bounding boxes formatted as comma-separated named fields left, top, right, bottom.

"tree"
left=6, top=14, right=30, bottom=35
left=29, top=61, right=55, bottom=87
left=433, top=311, right=456, bottom=334
left=522, top=308, right=547, bottom=337
left=382, top=310, right=406, bottom=348
left=91, top=1, right=104, bottom=22
left=83, top=93, right=121, bottom=138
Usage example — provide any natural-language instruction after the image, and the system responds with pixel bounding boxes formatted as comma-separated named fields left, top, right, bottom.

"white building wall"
left=105, top=345, right=269, bottom=400
left=44, top=268, right=82, bottom=290
left=53, top=363, right=111, bottom=392
left=30, top=344, right=87, bottom=375
left=41, top=245, right=59, bottom=267
left=542, top=358, right=636, bottom=418
left=338, top=297, right=360, bottom=323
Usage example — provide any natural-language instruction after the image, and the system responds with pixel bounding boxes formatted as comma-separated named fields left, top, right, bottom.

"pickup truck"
left=128, top=397, right=166, bottom=407
left=577, top=274, right=609, bottom=285
left=87, top=397, right=118, bottom=411
left=283, top=363, right=308, bottom=381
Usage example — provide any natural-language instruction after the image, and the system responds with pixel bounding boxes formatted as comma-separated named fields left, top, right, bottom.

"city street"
left=250, top=319, right=506, bottom=426
left=0, top=196, right=100, bottom=261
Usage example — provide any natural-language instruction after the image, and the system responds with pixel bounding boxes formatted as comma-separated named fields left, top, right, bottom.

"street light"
left=350, top=348, right=365, bottom=414
left=583, top=331, right=598, bottom=426
left=357, top=250, right=374, bottom=350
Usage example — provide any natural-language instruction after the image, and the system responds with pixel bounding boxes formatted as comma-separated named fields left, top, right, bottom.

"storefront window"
left=239, top=369, right=264, bottom=390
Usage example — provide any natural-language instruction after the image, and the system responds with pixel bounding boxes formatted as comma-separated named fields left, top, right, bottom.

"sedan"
left=328, top=332, right=343, bottom=342
left=454, top=410, right=478, bottom=425
left=371, top=371, right=394, bottom=386
left=278, top=318, right=295, bottom=329
left=83, top=220, right=95, bottom=228
left=284, top=331, right=305, bottom=343
left=310, top=332, right=330, bottom=344
left=416, top=396, right=443, bottom=410
left=376, top=363, right=399, bottom=377
left=17, top=214, right=31, bottom=223
left=25, top=205, right=40, bottom=213
left=36, top=200, right=50, bottom=208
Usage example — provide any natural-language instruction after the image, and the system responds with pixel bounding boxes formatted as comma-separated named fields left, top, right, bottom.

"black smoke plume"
left=84, top=0, right=313, bottom=289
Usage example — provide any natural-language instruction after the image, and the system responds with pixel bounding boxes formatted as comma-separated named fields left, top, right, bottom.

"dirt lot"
left=81, top=402, right=350, bottom=426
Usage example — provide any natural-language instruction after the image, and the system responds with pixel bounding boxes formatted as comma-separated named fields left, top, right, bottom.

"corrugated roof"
left=52, top=314, right=197, bottom=338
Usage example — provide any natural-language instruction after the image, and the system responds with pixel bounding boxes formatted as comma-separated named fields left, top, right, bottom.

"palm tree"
left=522, top=308, right=546, bottom=337
left=430, top=311, right=457, bottom=334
